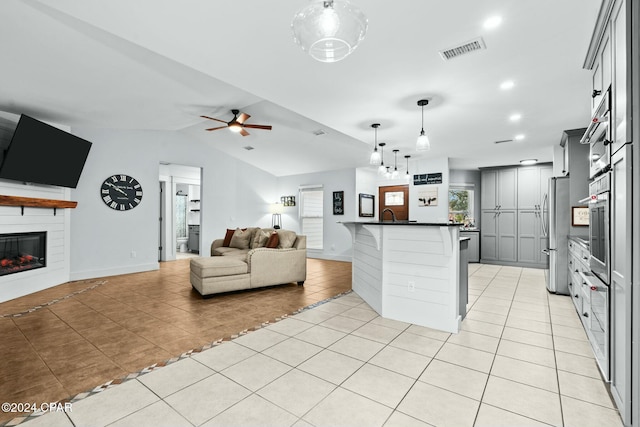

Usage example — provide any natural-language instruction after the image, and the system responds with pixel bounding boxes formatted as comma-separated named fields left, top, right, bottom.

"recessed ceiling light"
left=514, top=134, right=525, bottom=141
left=509, top=113, right=522, bottom=122
left=500, top=80, right=515, bottom=90
left=483, top=16, right=502, bottom=30
left=520, top=159, right=537, bottom=165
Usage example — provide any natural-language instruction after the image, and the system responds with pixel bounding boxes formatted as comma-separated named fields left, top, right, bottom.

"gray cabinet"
left=460, top=231, right=479, bottom=262
left=517, top=210, right=546, bottom=265
left=481, top=210, right=516, bottom=263
left=188, top=225, right=200, bottom=253
left=481, top=168, right=517, bottom=210
left=517, top=166, right=552, bottom=210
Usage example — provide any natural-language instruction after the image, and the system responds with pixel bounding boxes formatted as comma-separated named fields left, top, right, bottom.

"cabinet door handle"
left=592, top=89, right=602, bottom=98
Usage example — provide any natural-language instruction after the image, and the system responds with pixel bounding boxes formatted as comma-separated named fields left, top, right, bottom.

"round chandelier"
left=291, top=0, right=368, bottom=63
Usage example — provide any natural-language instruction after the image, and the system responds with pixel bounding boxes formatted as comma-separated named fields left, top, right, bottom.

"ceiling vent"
left=439, top=37, right=486, bottom=61
left=312, top=129, right=327, bottom=136
left=243, top=146, right=254, bottom=151
left=494, top=139, right=514, bottom=144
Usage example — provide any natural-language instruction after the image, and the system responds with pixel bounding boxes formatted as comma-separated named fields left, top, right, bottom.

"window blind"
left=300, top=188, right=323, bottom=250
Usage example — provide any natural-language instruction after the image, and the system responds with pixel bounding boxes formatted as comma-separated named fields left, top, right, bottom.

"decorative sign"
left=418, top=188, right=438, bottom=207
left=359, top=193, right=374, bottom=217
left=413, top=173, right=443, bottom=185
left=572, top=206, right=589, bottom=226
left=333, top=191, right=344, bottom=215
left=281, top=195, right=296, bottom=206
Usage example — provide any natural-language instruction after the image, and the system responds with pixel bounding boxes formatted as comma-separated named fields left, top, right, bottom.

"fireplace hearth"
left=0, top=232, right=46, bottom=277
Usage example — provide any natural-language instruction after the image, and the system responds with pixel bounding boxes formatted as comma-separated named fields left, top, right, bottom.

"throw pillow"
left=277, top=230, right=297, bottom=249
left=265, top=231, right=279, bottom=248
left=229, top=228, right=252, bottom=249
left=252, top=229, right=271, bottom=248
left=222, top=229, right=235, bottom=247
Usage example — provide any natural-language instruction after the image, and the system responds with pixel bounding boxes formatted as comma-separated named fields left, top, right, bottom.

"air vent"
left=243, top=146, right=254, bottom=151
left=312, top=129, right=327, bottom=136
left=439, top=37, right=486, bottom=61
left=494, top=139, right=514, bottom=144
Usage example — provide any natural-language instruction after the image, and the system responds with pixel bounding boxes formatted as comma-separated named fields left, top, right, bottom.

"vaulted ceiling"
left=0, top=0, right=601, bottom=176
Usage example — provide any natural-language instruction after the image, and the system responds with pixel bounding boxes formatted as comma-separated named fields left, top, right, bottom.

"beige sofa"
left=190, top=227, right=307, bottom=296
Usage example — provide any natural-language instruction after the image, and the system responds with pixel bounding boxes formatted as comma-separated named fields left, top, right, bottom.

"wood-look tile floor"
left=0, top=258, right=352, bottom=424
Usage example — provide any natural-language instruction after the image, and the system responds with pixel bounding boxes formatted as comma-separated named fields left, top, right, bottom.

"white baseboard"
left=70, top=262, right=159, bottom=281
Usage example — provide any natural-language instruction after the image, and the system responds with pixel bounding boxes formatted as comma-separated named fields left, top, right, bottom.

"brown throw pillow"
left=222, top=229, right=235, bottom=247
left=265, top=231, right=279, bottom=248
left=229, top=228, right=252, bottom=249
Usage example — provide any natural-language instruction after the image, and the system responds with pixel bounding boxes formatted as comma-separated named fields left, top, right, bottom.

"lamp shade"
left=270, top=202, right=284, bottom=214
left=292, top=0, right=368, bottom=63
left=369, top=150, right=381, bottom=165
left=416, top=131, right=431, bottom=151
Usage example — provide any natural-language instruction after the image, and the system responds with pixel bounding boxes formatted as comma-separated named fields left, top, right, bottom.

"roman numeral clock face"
left=100, top=174, right=143, bottom=211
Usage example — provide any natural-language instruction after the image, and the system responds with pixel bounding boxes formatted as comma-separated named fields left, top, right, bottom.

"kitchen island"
left=341, top=222, right=465, bottom=333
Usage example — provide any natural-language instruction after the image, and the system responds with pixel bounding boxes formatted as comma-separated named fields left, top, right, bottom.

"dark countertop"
left=341, top=221, right=462, bottom=227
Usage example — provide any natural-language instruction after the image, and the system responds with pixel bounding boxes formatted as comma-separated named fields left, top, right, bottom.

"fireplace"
left=0, top=232, right=46, bottom=277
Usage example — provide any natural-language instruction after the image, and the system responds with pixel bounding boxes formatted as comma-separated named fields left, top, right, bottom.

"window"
left=448, top=185, right=475, bottom=226
left=300, top=186, right=323, bottom=250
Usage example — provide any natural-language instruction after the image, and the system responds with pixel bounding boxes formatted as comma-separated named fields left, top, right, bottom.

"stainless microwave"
left=581, top=88, right=611, bottom=178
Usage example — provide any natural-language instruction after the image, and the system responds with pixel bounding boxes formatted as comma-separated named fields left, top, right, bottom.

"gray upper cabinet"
left=517, top=166, right=552, bottom=210
left=481, top=169, right=517, bottom=210
left=611, top=0, right=630, bottom=154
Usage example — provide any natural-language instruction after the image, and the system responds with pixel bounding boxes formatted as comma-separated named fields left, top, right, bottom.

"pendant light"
left=291, top=0, right=368, bottom=63
left=404, top=155, right=411, bottom=181
left=369, top=123, right=381, bottom=165
left=416, top=99, right=431, bottom=151
left=385, top=166, right=392, bottom=179
left=377, top=142, right=387, bottom=175
left=392, top=149, right=400, bottom=179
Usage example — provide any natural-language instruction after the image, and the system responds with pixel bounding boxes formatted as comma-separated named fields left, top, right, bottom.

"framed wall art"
left=572, top=206, right=589, bottom=226
left=359, top=193, right=374, bottom=217
left=333, top=191, right=344, bottom=215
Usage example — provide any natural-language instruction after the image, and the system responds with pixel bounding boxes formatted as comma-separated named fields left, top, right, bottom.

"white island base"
left=342, top=222, right=463, bottom=333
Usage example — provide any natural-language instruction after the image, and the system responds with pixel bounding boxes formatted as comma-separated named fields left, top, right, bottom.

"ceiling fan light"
left=416, top=131, right=430, bottom=151
left=229, top=123, right=243, bottom=133
left=292, top=0, right=368, bottom=63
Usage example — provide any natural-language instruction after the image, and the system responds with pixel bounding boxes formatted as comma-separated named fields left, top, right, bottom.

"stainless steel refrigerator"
left=542, top=176, right=570, bottom=295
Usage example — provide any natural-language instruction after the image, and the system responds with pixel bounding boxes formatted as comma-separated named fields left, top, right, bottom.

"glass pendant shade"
left=416, top=131, right=430, bottom=151
left=378, top=164, right=386, bottom=175
left=292, top=0, right=368, bottom=63
left=369, top=150, right=381, bottom=165
left=392, top=169, right=399, bottom=179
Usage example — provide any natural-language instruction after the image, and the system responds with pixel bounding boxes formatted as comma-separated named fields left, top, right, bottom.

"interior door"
left=378, top=185, right=409, bottom=221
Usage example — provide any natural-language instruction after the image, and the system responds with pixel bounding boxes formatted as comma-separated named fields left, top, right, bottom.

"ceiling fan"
left=200, top=109, right=272, bottom=137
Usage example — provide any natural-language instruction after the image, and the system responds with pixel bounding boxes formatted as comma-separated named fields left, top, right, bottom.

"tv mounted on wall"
left=0, top=114, right=92, bottom=189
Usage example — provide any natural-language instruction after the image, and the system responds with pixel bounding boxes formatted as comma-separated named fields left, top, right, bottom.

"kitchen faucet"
left=381, top=208, right=397, bottom=222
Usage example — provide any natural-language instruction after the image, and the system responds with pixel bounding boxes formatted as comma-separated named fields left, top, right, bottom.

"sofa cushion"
left=230, top=228, right=252, bottom=249
left=265, top=231, right=279, bottom=248
left=276, top=229, right=297, bottom=249
left=252, top=228, right=271, bottom=248
left=222, top=229, right=235, bottom=247
left=190, top=256, right=248, bottom=277
left=212, top=247, right=250, bottom=257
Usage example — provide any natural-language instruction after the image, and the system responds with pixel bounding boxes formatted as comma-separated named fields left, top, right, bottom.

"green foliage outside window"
left=449, top=189, right=471, bottom=224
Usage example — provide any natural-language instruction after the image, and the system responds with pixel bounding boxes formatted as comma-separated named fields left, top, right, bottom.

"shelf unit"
left=0, top=195, right=77, bottom=215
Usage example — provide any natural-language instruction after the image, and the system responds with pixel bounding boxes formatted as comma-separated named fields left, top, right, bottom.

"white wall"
left=409, top=157, right=450, bottom=223
left=69, top=128, right=278, bottom=280
left=277, top=168, right=356, bottom=261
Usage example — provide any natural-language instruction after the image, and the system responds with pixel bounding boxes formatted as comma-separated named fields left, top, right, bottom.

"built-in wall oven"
left=588, top=172, right=610, bottom=285
left=581, top=87, right=611, bottom=178
left=583, top=172, right=611, bottom=379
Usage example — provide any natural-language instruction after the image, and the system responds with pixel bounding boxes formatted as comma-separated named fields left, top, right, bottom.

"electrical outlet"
left=408, top=281, right=415, bottom=292
left=130, top=251, right=137, bottom=258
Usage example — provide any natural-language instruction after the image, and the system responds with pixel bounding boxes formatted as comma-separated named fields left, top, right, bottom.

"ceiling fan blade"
left=205, top=126, right=227, bottom=131
left=243, top=124, right=272, bottom=130
left=236, top=112, right=250, bottom=124
left=200, top=115, right=228, bottom=124
left=239, top=128, right=250, bottom=137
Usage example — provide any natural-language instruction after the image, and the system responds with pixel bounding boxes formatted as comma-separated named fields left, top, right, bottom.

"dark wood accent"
left=0, top=195, right=77, bottom=210
left=378, top=185, right=409, bottom=221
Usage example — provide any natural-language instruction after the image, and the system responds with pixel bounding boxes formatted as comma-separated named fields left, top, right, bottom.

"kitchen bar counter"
left=341, top=222, right=464, bottom=333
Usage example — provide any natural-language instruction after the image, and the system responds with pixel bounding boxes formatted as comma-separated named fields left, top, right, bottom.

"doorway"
left=378, top=184, right=409, bottom=221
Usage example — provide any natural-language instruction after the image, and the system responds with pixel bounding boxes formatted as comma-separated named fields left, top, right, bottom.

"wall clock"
left=100, top=174, right=143, bottom=211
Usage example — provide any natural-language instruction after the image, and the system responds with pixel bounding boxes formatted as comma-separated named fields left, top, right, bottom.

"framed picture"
left=333, top=191, right=344, bottom=215
left=281, top=196, right=296, bottom=207
left=359, top=193, right=374, bottom=217
left=418, top=188, right=438, bottom=207
left=572, top=206, right=589, bottom=226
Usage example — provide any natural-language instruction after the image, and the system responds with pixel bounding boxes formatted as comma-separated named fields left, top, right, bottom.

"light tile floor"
left=22, top=264, right=623, bottom=427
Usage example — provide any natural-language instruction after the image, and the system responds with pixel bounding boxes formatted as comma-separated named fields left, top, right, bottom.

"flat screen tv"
left=0, top=114, right=92, bottom=188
